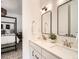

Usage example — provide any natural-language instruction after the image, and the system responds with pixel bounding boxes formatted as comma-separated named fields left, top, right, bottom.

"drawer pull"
left=35, top=55, right=39, bottom=59
left=32, top=50, right=34, bottom=56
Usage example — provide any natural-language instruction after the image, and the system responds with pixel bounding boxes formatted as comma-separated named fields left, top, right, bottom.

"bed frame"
left=1, top=16, right=17, bottom=53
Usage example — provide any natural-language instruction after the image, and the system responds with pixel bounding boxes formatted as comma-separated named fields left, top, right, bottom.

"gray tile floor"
left=1, top=42, right=22, bottom=59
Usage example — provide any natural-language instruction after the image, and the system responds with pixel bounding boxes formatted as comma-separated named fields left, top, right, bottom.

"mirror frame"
left=41, top=11, right=52, bottom=34
left=57, top=0, right=76, bottom=37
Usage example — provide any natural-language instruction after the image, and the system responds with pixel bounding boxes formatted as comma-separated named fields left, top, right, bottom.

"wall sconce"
left=42, top=6, right=47, bottom=11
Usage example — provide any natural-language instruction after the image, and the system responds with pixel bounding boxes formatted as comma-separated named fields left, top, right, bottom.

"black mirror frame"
left=41, top=11, right=52, bottom=34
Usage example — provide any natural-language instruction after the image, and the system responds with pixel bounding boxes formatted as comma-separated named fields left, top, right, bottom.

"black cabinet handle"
left=32, top=50, right=34, bottom=56
left=35, top=55, right=39, bottom=59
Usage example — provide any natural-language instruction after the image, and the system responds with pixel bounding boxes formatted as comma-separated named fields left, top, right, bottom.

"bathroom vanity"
left=29, top=38, right=77, bottom=59
left=30, top=0, right=78, bottom=59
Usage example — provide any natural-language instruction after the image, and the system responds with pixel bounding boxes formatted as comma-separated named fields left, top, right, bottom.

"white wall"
left=22, top=0, right=40, bottom=59
left=57, top=0, right=70, bottom=6
left=7, top=13, right=22, bottom=32
left=1, top=0, right=22, bottom=14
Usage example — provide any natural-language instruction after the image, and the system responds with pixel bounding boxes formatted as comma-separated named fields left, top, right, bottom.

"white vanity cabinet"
left=42, top=49, right=60, bottom=59
left=29, top=46, right=35, bottom=59
left=30, top=46, right=41, bottom=59
left=29, top=41, right=42, bottom=59
left=34, top=50, right=41, bottom=59
left=29, top=41, right=61, bottom=59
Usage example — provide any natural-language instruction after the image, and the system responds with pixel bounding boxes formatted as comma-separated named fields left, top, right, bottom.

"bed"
left=1, top=16, right=18, bottom=53
left=1, top=35, right=20, bottom=53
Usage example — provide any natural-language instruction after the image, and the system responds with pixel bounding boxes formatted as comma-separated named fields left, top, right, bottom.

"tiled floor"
left=1, top=42, right=22, bottom=59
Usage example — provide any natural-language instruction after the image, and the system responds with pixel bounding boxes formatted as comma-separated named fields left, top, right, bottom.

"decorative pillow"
left=10, top=29, right=15, bottom=34
left=1, top=30, right=5, bottom=34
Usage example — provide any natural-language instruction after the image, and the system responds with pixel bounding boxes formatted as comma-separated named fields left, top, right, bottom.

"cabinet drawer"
left=42, top=49, right=62, bottom=59
left=34, top=50, right=41, bottom=59
left=29, top=41, right=42, bottom=53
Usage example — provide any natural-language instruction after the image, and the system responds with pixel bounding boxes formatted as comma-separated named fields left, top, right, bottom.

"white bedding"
left=1, top=36, right=19, bottom=45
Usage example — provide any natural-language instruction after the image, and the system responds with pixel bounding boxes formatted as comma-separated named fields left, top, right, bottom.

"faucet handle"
left=68, top=41, right=73, bottom=48
left=42, top=35, right=47, bottom=40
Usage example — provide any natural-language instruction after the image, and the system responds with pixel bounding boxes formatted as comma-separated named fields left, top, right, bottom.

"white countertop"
left=29, top=39, right=78, bottom=59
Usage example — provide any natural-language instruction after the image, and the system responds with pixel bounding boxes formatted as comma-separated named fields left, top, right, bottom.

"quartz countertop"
left=29, top=38, right=78, bottom=59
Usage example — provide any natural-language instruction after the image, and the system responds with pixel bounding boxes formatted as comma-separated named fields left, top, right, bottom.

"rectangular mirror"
left=41, top=11, right=52, bottom=34
left=58, top=4, right=69, bottom=36
left=57, top=0, right=78, bottom=37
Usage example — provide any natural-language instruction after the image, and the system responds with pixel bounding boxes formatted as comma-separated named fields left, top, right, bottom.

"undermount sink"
left=50, top=44, right=78, bottom=59
left=44, top=42, right=56, bottom=48
left=50, top=43, right=78, bottom=52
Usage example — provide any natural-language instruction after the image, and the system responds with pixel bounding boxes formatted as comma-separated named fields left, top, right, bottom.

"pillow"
left=1, top=30, right=5, bottom=34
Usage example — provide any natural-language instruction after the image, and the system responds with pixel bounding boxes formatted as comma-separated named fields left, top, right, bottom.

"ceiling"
left=40, top=0, right=57, bottom=8
left=1, top=0, right=22, bottom=15
left=40, top=0, right=70, bottom=8
left=1, top=0, right=67, bottom=15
